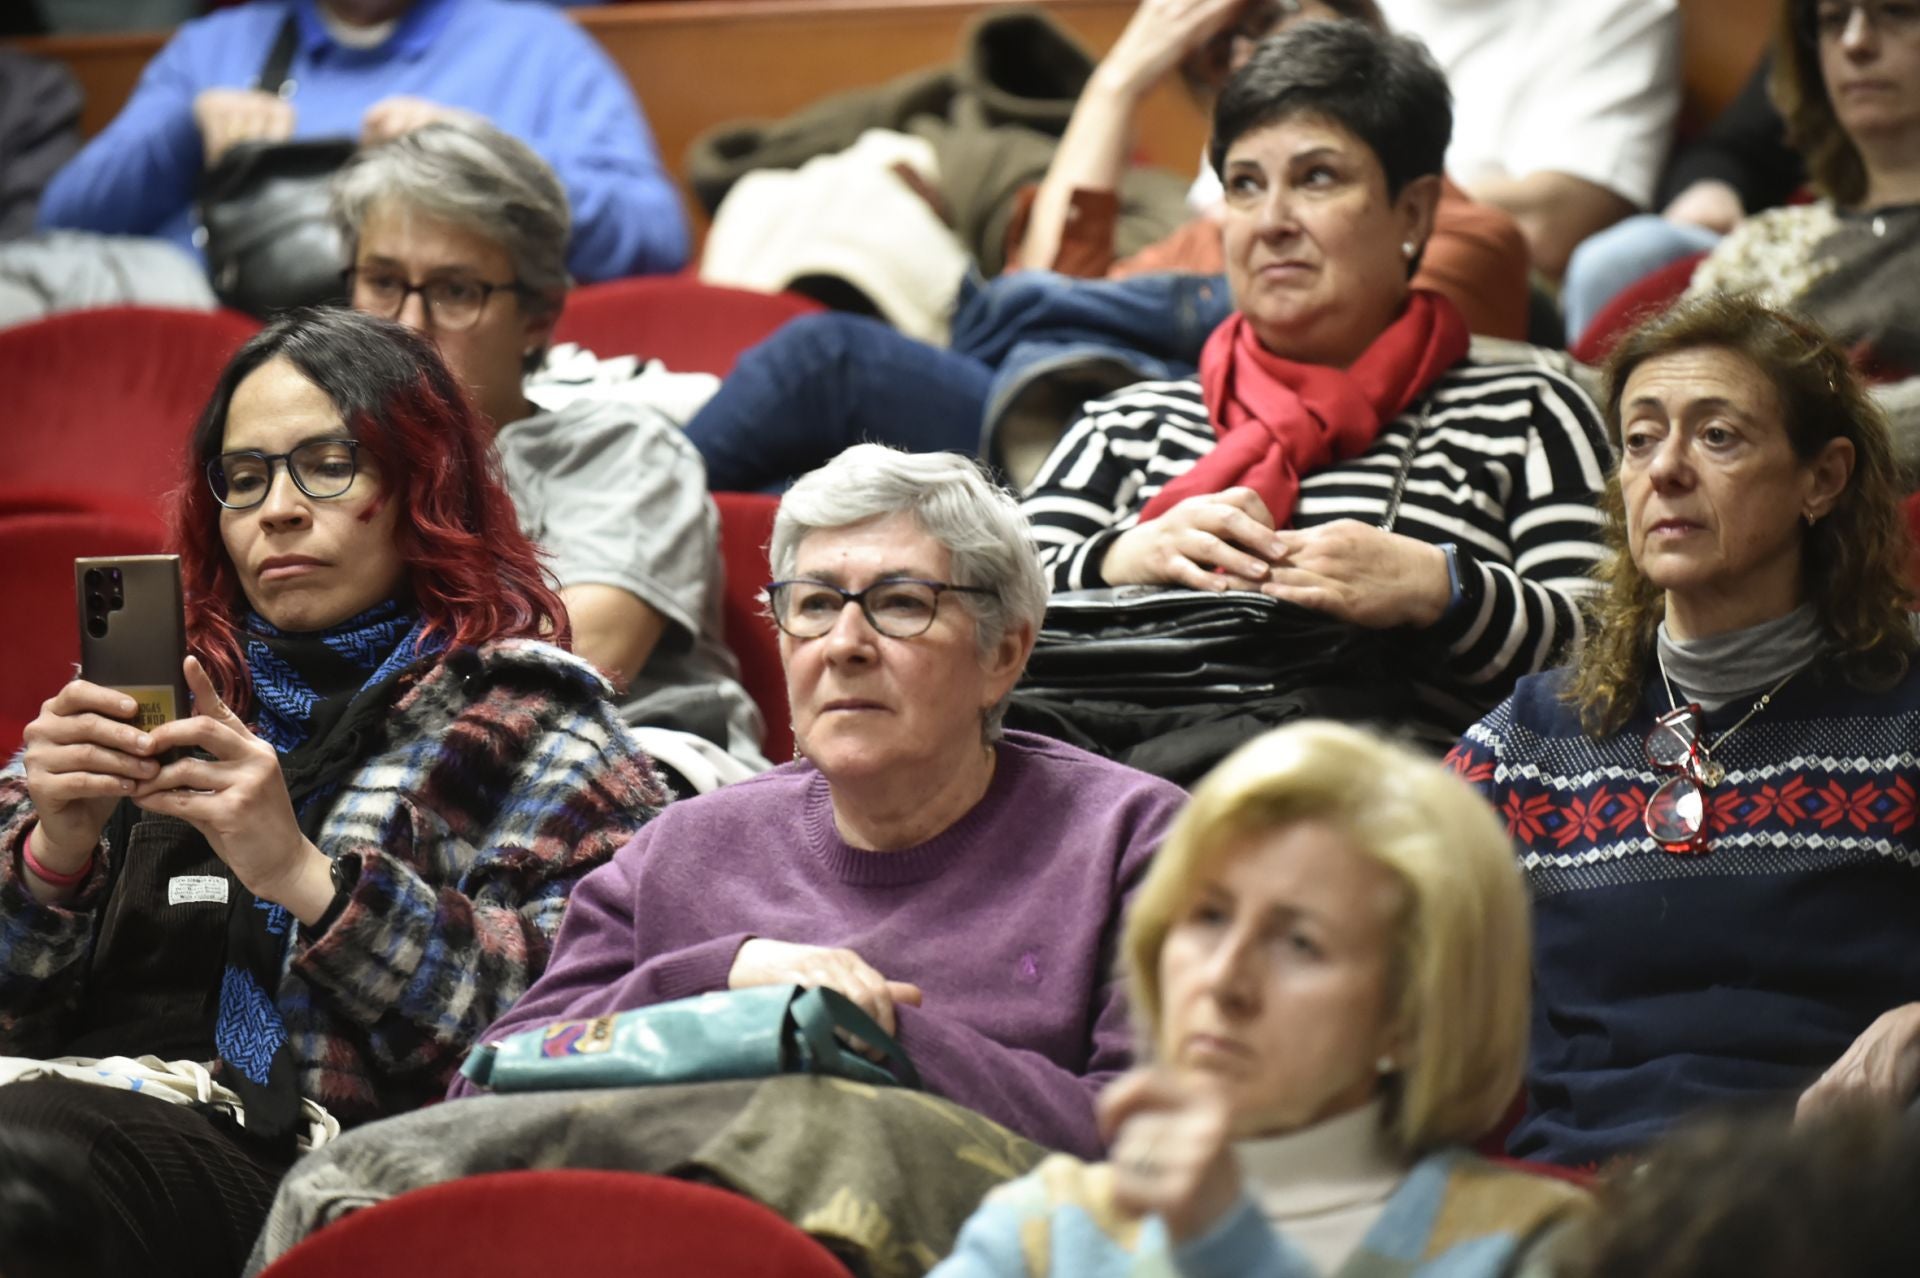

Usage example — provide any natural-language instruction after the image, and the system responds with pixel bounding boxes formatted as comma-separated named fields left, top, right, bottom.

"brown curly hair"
left=1568, top=293, right=1915, bottom=736
left=1772, top=0, right=1869, bottom=205
left=1564, top=1107, right=1920, bottom=1278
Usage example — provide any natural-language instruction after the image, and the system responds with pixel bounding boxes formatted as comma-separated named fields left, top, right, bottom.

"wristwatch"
left=310, top=852, right=360, bottom=936
left=1437, top=543, right=1483, bottom=625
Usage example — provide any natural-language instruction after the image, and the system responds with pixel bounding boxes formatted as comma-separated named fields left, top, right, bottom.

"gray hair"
left=331, top=118, right=571, bottom=364
left=771, top=445, right=1049, bottom=738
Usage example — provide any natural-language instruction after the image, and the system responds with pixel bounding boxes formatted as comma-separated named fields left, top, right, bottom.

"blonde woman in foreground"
left=932, top=721, right=1586, bottom=1278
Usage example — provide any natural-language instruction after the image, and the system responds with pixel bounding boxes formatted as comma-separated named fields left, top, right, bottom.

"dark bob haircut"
left=1208, top=18, right=1452, bottom=201
left=174, top=307, right=567, bottom=718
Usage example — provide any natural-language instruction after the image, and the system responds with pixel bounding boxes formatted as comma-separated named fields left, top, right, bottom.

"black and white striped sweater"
left=1019, top=356, right=1612, bottom=740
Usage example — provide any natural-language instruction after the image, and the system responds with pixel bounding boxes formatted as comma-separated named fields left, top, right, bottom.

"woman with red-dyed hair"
left=0, top=307, right=662, bottom=1277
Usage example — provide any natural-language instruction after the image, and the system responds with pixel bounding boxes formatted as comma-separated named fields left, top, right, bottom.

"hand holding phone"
left=132, top=657, right=336, bottom=924
left=20, top=681, right=162, bottom=875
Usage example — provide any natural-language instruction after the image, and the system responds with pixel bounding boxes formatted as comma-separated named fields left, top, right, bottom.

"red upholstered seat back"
left=713, top=490, right=791, bottom=762
left=257, top=1170, right=850, bottom=1277
left=1569, top=252, right=1708, bottom=366
left=0, top=502, right=171, bottom=755
left=552, top=277, right=821, bottom=376
left=0, top=307, right=262, bottom=520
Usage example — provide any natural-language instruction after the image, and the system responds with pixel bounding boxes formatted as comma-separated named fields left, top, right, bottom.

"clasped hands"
left=21, top=657, right=333, bottom=922
left=728, top=938, right=924, bottom=1040
left=1099, top=488, right=1453, bottom=630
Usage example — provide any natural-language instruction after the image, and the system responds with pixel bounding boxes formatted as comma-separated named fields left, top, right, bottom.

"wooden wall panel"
left=4, top=0, right=1777, bottom=229
left=1677, top=0, right=1775, bottom=132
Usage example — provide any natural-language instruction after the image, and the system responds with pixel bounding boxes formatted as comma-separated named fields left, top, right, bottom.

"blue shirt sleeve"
left=35, top=20, right=225, bottom=237
left=531, top=20, right=688, bottom=280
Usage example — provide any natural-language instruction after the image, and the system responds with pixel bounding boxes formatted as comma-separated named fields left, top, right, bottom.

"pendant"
left=1699, top=757, right=1726, bottom=786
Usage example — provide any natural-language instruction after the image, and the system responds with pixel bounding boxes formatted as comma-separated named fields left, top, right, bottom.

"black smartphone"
left=75, top=555, right=190, bottom=732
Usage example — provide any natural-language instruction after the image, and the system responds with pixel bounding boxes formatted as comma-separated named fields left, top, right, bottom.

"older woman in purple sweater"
left=455, top=445, right=1186, bottom=1156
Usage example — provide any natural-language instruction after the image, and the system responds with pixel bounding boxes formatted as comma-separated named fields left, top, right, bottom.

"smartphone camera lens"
left=86, top=615, right=108, bottom=639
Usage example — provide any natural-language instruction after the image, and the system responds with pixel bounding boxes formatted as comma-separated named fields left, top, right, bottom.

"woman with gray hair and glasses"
left=452, top=445, right=1188, bottom=1157
left=331, top=116, right=765, bottom=785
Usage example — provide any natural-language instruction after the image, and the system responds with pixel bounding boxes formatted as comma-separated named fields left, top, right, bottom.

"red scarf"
left=1140, top=290, right=1470, bottom=525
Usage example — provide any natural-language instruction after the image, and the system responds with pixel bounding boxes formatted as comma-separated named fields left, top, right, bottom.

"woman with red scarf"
left=1021, top=20, right=1611, bottom=746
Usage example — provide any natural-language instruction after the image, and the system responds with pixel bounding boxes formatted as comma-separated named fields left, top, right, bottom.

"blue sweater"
left=930, top=1149, right=1585, bottom=1277
left=1449, top=656, right=1920, bottom=1167
left=36, top=0, right=687, bottom=280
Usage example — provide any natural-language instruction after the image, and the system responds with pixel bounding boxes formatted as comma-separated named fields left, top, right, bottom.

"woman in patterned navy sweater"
left=1448, top=294, right=1920, bottom=1169
left=0, top=309, right=660, bottom=1275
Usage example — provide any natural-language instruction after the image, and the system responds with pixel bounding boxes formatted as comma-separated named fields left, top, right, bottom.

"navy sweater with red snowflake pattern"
left=1447, top=655, right=1920, bottom=1168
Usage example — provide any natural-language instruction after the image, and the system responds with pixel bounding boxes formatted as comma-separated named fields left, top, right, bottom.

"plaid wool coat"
left=0, top=638, right=665, bottom=1127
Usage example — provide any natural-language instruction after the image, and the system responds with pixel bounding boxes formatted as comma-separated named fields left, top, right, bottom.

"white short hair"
left=771, top=445, right=1048, bottom=736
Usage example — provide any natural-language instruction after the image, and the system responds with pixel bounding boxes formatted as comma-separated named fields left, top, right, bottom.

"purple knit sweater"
left=450, top=731, right=1185, bottom=1156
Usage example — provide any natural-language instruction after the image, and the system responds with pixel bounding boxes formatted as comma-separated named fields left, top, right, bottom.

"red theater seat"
left=0, top=307, right=261, bottom=518
left=713, top=490, right=791, bottom=762
left=552, top=277, right=820, bottom=376
left=0, top=503, right=171, bottom=755
left=1570, top=252, right=1707, bottom=366
left=257, top=1171, right=849, bottom=1277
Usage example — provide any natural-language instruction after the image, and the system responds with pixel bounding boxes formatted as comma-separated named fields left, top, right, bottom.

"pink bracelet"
left=22, top=828, right=94, bottom=889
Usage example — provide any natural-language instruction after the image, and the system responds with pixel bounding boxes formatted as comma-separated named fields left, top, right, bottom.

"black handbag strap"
left=256, top=13, right=301, bottom=96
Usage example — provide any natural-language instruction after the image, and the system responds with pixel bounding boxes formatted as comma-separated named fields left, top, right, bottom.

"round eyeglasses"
left=764, top=578, right=997, bottom=640
left=344, top=267, right=531, bottom=333
left=207, top=438, right=361, bottom=510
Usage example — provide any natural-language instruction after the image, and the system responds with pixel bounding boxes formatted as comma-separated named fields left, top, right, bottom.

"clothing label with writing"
left=168, top=875, right=230, bottom=906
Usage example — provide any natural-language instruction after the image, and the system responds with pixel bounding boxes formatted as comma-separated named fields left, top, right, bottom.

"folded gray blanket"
left=248, top=1077, right=1046, bottom=1277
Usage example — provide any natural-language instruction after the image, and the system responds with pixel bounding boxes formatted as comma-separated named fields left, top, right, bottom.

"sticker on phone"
left=114, top=685, right=179, bottom=731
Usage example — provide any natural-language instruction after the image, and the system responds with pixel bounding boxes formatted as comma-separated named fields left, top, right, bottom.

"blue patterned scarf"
left=219, top=599, right=436, bottom=1149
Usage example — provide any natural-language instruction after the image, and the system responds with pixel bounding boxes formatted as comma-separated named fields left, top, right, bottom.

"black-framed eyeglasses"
left=764, top=578, right=997, bottom=640
left=1799, top=0, right=1920, bottom=43
left=344, top=267, right=533, bottom=332
left=207, top=438, right=362, bottom=510
left=1644, top=703, right=1713, bottom=855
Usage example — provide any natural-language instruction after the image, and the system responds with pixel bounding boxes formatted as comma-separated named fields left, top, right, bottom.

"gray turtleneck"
left=1656, top=603, right=1828, bottom=712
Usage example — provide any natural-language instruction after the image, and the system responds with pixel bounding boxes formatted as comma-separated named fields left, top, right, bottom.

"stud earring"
left=1401, top=240, right=1416, bottom=260
left=1376, top=1054, right=1397, bottom=1075
left=1805, top=511, right=1818, bottom=528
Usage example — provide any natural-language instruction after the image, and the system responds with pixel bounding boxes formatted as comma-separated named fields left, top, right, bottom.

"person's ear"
left=521, top=295, right=561, bottom=366
left=1373, top=1011, right=1413, bottom=1081
left=1394, top=174, right=1443, bottom=267
left=1803, top=437, right=1856, bottom=524
left=982, top=619, right=1035, bottom=707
